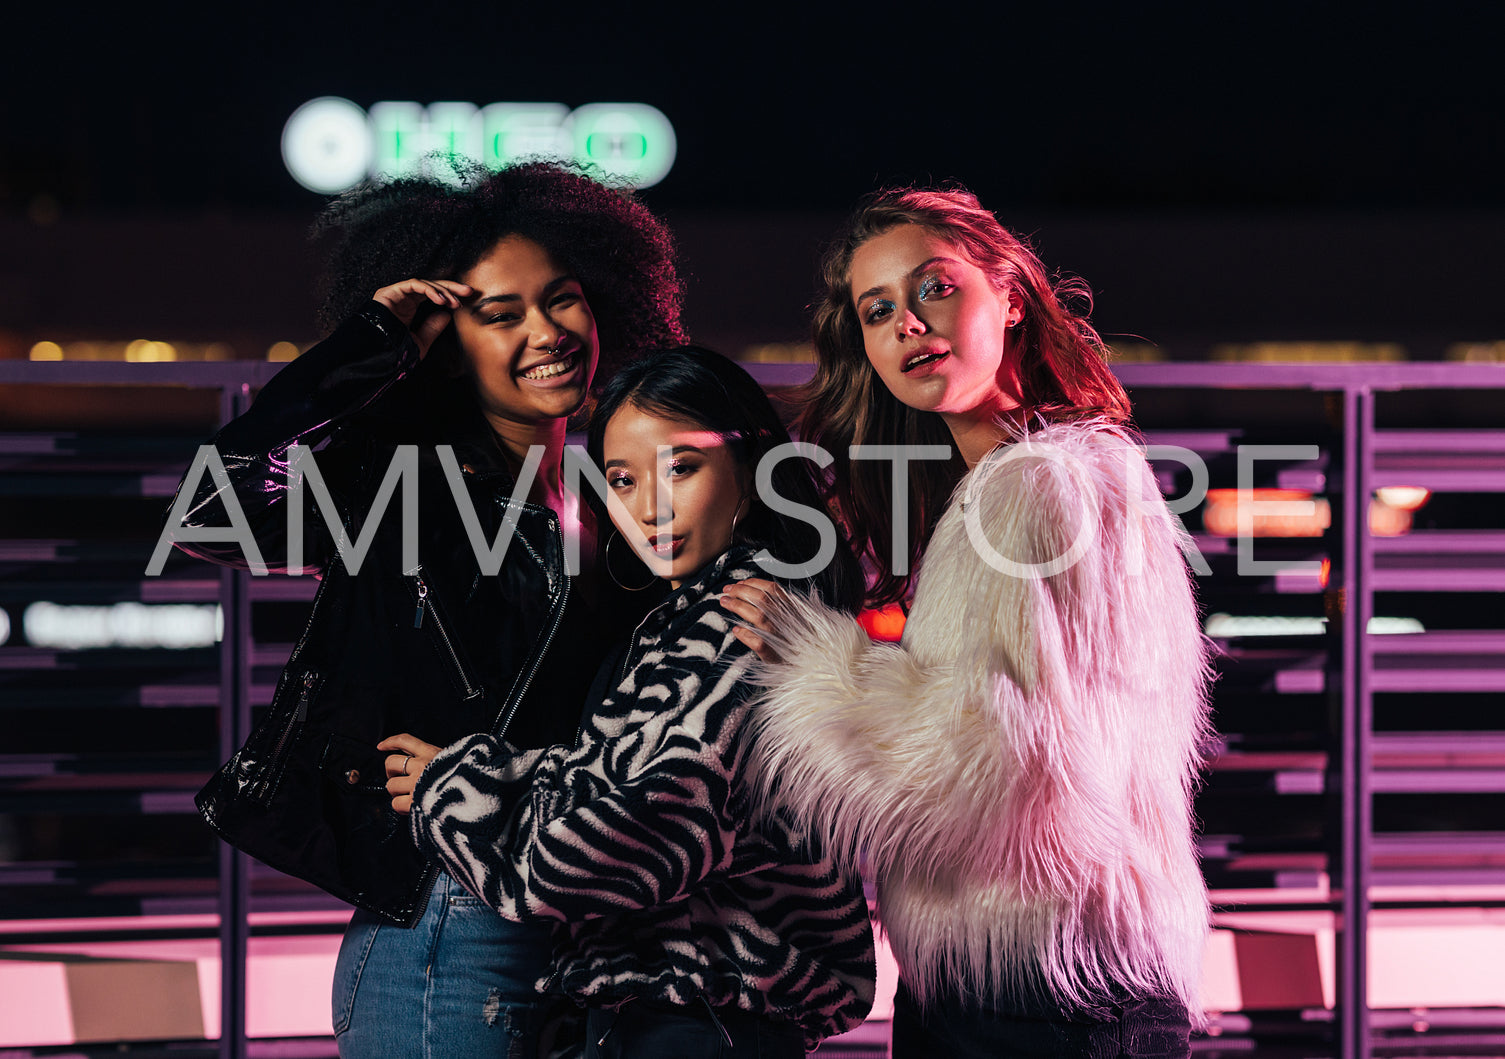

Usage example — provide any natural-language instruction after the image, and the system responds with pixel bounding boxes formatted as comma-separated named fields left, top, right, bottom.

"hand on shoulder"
left=720, top=577, right=788, bottom=664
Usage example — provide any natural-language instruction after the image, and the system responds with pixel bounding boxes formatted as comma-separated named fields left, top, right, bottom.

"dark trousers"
left=584, top=998, right=806, bottom=1058
left=891, top=979, right=1191, bottom=1058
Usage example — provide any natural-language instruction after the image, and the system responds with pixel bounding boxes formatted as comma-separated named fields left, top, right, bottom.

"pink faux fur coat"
left=745, top=419, right=1213, bottom=1014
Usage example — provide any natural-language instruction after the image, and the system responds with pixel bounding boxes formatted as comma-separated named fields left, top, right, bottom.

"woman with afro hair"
left=166, top=160, right=685, bottom=1057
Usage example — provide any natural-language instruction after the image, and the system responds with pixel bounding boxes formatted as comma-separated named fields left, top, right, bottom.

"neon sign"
left=282, top=97, right=676, bottom=194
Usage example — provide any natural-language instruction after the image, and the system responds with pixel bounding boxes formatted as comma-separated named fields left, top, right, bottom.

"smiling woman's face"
left=448, top=235, right=599, bottom=429
left=601, top=404, right=748, bottom=589
left=848, top=224, right=1023, bottom=421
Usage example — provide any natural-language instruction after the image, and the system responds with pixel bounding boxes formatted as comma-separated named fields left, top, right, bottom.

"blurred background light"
left=1204, top=613, right=1426, bottom=638
left=23, top=602, right=224, bottom=650
left=1446, top=341, right=1505, bottom=362
left=1375, top=486, right=1432, bottom=511
left=858, top=604, right=908, bottom=643
left=1205, top=613, right=1328, bottom=637
left=280, top=96, right=374, bottom=195
left=283, top=99, right=678, bottom=193
left=482, top=103, right=572, bottom=166
left=571, top=103, right=676, bottom=188
left=1203, top=489, right=1332, bottom=538
left=124, top=340, right=176, bottom=362
left=1210, top=342, right=1408, bottom=362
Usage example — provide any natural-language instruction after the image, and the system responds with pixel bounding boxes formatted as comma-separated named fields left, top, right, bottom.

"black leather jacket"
left=170, top=303, right=639, bottom=925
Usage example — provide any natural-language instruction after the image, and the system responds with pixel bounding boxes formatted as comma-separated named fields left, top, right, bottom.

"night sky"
left=7, top=3, right=1505, bottom=218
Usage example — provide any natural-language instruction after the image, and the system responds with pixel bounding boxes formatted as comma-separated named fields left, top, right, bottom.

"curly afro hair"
left=312, top=159, right=686, bottom=378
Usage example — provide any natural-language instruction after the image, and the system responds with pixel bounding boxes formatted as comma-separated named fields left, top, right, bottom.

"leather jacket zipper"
left=248, top=669, right=316, bottom=804
left=409, top=569, right=482, bottom=701
left=412, top=578, right=428, bottom=628
left=408, top=510, right=568, bottom=928
left=405, top=506, right=568, bottom=926
left=492, top=513, right=567, bottom=737
left=403, top=567, right=481, bottom=926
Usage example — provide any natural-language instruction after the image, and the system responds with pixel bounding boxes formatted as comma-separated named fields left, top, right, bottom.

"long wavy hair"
left=800, top=186, right=1131, bottom=607
left=586, top=346, right=866, bottom=614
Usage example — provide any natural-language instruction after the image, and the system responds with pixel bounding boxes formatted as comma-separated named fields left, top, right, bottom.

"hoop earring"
left=605, top=530, right=656, bottom=592
left=729, top=495, right=750, bottom=542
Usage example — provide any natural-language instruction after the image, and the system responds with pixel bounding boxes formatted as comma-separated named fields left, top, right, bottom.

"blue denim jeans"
left=891, top=978, right=1190, bottom=1058
left=333, top=870, right=556, bottom=1059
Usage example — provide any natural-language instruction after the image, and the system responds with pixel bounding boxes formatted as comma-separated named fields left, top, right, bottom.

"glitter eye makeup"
left=917, top=275, right=952, bottom=301
left=866, top=298, right=896, bottom=323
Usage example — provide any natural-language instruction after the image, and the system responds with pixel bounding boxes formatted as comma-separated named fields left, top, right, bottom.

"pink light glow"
left=5, top=905, right=1502, bottom=1046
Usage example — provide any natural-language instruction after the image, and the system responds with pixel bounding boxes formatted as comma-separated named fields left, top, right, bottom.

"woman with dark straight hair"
left=582, top=345, right=866, bottom=609
left=724, top=186, right=1213, bottom=1058
left=389, top=347, right=876, bottom=1058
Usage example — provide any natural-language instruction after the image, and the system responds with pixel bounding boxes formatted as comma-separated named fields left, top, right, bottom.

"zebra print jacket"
left=409, top=547, right=876, bottom=1048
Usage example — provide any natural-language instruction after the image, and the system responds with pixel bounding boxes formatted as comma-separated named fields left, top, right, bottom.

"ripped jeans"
left=333, top=870, right=555, bottom=1059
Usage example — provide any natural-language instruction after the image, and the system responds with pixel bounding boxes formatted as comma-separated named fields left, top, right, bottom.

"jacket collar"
left=617, top=545, right=760, bottom=667
left=667, top=544, right=760, bottom=610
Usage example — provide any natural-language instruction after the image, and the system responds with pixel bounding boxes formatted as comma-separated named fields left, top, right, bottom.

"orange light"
left=125, top=339, right=177, bottom=362
left=1203, top=489, right=1332, bottom=538
left=1367, top=500, right=1414, bottom=537
left=858, top=604, right=907, bottom=643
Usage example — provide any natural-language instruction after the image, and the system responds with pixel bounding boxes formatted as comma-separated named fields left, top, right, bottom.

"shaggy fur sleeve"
left=744, top=422, right=1213, bottom=891
left=741, top=593, right=1013, bottom=883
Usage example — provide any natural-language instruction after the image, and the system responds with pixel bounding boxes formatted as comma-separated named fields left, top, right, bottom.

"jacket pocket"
left=320, top=732, right=396, bottom=798
left=233, top=667, right=322, bottom=808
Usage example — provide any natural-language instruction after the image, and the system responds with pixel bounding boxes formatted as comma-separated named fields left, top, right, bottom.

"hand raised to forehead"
left=372, top=279, right=474, bottom=359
